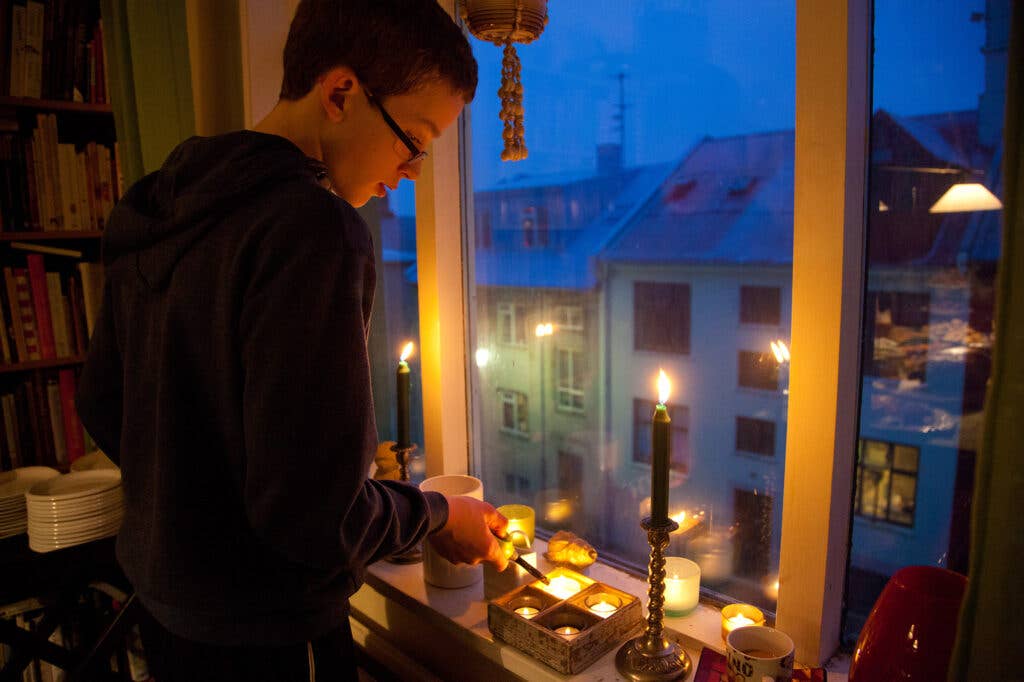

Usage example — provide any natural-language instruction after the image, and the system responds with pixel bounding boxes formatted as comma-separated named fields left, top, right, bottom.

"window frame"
left=414, top=0, right=869, bottom=666
left=498, top=388, right=530, bottom=436
left=554, top=347, right=585, bottom=413
left=496, top=301, right=527, bottom=346
left=854, top=439, right=919, bottom=527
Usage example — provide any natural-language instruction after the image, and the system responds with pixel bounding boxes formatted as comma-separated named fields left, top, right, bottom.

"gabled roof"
left=603, top=130, right=794, bottom=265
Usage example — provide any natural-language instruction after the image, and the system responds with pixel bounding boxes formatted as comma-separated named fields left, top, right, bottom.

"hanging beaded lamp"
left=460, top=0, right=549, bottom=161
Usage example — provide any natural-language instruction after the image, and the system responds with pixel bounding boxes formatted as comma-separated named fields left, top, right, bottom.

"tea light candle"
left=585, top=593, right=622, bottom=618
left=554, top=625, right=580, bottom=638
left=721, top=603, right=766, bottom=641
left=543, top=575, right=582, bottom=599
left=497, top=504, right=535, bottom=544
left=514, top=606, right=539, bottom=619
left=664, top=557, right=700, bottom=616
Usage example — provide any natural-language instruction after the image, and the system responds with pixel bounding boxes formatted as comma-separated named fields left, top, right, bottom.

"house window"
left=738, top=351, right=779, bottom=391
left=632, top=399, right=690, bottom=474
left=863, top=291, right=930, bottom=381
left=522, top=206, right=536, bottom=247
left=855, top=439, right=919, bottom=527
left=634, top=282, right=690, bottom=354
left=497, top=303, right=527, bottom=345
left=556, top=305, right=584, bottom=332
left=498, top=390, right=529, bottom=435
left=740, top=286, right=781, bottom=325
left=735, top=416, right=775, bottom=456
left=537, top=206, right=550, bottom=247
left=555, top=348, right=585, bottom=412
left=477, top=211, right=492, bottom=249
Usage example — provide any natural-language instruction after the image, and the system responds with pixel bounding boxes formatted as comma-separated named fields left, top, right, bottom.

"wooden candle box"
left=487, top=568, right=643, bottom=675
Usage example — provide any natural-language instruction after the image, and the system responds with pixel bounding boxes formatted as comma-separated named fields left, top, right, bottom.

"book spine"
left=31, top=372, right=55, bottom=466
left=45, top=376, right=65, bottom=465
left=0, top=268, right=10, bottom=363
left=2, top=393, right=21, bottom=468
left=45, top=271, right=67, bottom=356
left=9, top=0, right=25, bottom=97
left=45, top=113, right=61, bottom=228
left=0, top=0, right=11, bottom=97
left=23, top=0, right=42, bottom=99
left=57, top=368, right=82, bottom=461
left=3, top=266, right=26, bottom=361
left=26, top=253, right=55, bottom=359
left=22, top=136, right=40, bottom=230
left=12, top=266, right=39, bottom=360
left=76, top=260, right=101, bottom=336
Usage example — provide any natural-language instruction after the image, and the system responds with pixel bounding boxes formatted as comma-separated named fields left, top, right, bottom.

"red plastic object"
left=849, top=565, right=967, bottom=681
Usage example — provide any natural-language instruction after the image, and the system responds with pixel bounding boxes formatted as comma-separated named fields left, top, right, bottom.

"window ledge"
left=349, top=538, right=849, bottom=680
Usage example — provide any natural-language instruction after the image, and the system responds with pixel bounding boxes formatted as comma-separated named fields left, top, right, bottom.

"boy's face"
left=321, top=76, right=466, bottom=207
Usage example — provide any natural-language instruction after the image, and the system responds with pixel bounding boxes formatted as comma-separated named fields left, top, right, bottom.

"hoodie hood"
left=103, top=130, right=327, bottom=290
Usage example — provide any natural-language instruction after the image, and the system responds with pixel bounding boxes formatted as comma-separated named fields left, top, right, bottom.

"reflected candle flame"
left=400, top=342, right=414, bottom=362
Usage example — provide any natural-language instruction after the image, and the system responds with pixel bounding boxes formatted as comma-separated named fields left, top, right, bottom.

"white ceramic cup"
left=726, top=625, right=795, bottom=682
left=420, top=474, right=484, bottom=588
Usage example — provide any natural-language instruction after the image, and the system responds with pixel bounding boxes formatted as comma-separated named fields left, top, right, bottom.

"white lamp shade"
left=929, top=183, right=1002, bottom=213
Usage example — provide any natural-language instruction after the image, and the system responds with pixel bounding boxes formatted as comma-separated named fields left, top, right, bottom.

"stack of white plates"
left=0, top=467, right=61, bottom=539
left=26, top=469, right=124, bottom=552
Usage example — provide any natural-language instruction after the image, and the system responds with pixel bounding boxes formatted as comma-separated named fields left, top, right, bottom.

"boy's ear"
left=318, top=66, right=359, bottom=122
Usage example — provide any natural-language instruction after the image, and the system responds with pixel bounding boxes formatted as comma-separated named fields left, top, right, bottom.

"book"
left=77, top=260, right=102, bottom=335
left=57, top=368, right=82, bottom=461
left=26, top=253, right=56, bottom=359
left=45, top=270, right=69, bottom=356
left=3, top=266, right=27, bottom=361
left=23, top=0, right=43, bottom=99
left=0, top=272, right=10, bottom=363
left=2, top=393, right=21, bottom=468
left=10, top=241, right=83, bottom=258
left=45, top=376, right=66, bottom=465
left=12, top=266, right=40, bottom=360
left=9, top=0, right=26, bottom=97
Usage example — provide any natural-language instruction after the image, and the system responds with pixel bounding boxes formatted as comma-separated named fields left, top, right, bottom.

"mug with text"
left=725, top=625, right=795, bottom=682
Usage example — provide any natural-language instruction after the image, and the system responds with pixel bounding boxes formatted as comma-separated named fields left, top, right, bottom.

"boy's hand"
left=428, top=496, right=509, bottom=571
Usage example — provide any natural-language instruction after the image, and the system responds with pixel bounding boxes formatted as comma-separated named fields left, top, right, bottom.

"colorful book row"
left=0, top=366, right=86, bottom=469
left=0, top=254, right=103, bottom=365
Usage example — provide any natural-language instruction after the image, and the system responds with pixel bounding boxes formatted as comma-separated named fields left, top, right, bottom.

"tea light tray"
left=487, top=568, right=643, bottom=675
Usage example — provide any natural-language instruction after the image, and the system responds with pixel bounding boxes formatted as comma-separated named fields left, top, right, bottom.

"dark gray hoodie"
left=76, top=130, right=447, bottom=645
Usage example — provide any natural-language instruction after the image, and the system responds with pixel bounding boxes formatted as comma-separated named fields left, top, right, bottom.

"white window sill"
left=349, top=537, right=850, bottom=680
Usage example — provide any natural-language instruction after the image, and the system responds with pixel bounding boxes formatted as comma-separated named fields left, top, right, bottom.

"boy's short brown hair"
left=280, top=0, right=478, bottom=102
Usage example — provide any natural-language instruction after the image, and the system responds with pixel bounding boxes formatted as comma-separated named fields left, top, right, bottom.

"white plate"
left=28, top=500, right=124, bottom=524
left=28, top=518, right=122, bottom=542
left=28, top=510, right=123, bottom=533
left=0, top=467, right=61, bottom=501
left=26, top=470, right=122, bottom=502
left=29, top=526, right=118, bottom=552
left=0, top=525, right=26, bottom=539
left=27, top=488, right=123, bottom=514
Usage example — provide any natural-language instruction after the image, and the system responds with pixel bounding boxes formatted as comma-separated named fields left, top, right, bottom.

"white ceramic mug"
left=726, top=625, right=795, bottom=682
left=420, top=474, right=484, bottom=588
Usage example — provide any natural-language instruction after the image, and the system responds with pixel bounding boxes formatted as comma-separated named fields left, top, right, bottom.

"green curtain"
left=100, top=0, right=196, bottom=186
left=948, top=3, right=1024, bottom=679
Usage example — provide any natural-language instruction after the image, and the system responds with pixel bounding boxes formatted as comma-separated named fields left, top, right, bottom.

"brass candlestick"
left=387, top=443, right=423, bottom=564
left=615, top=516, right=692, bottom=681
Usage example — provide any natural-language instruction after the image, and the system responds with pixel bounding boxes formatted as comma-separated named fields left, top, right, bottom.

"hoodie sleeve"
left=76, top=280, right=124, bottom=464
left=238, top=196, right=446, bottom=572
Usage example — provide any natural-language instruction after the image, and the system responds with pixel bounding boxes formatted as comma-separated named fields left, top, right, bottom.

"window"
left=738, top=351, right=779, bottom=391
left=556, top=305, right=584, bottom=332
left=863, top=291, right=930, bottom=380
left=740, top=286, right=781, bottom=325
left=477, top=210, right=492, bottom=249
left=499, top=389, right=529, bottom=435
left=497, top=302, right=527, bottom=345
left=634, top=282, right=690, bottom=354
left=555, top=348, right=585, bottom=412
left=632, top=399, right=690, bottom=474
left=468, top=1, right=795, bottom=614
left=736, top=416, right=775, bottom=456
left=855, top=440, right=919, bottom=527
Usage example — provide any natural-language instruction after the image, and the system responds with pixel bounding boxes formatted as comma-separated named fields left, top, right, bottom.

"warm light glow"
left=729, top=614, right=755, bottom=627
left=475, top=348, right=491, bottom=367
left=720, top=603, right=766, bottom=640
left=544, top=498, right=572, bottom=523
left=878, top=200, right=889, bottom=212
left=657, top=369, right=671, bottom=405
left=514, top=606, right=539, bottom=619
left=554, top=626, right=580, bottom=637
left=588, top=601, right=618, bottom=616
left=543, top=575, right=582, bottom=599
left=770, top=339, right=791, bottom=364
left=929, top=182, right=1002, bottom=213
left=535, top=322, right=554, bottom=337
left=669, top=509, right=705, bottom=534
left=400, top=342, right=414, bottom=362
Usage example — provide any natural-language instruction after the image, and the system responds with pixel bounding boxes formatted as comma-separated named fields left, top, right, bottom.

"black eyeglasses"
left=363, top=87, right=428, bottom=166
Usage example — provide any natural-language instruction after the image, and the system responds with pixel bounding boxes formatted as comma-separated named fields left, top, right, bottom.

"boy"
left=76, top=1, right=506, bottom=679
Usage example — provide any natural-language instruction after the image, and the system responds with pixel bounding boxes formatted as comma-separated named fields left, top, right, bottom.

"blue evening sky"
left=391, top=0, right=987, bottom=216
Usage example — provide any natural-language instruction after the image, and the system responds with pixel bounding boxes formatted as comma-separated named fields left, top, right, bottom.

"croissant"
left=544, top=531, right=598, bottom=568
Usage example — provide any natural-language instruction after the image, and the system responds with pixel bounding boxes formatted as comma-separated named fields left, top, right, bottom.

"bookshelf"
left=0, top=0, right=116, bottom=479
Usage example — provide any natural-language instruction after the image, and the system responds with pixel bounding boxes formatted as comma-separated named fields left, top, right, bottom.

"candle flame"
left=657, top=369, right=671, bottom=404
left=770, top=340, right=791, bottom=364
left=400, top=342, right=414, bottom=362
left=535, top=322, right=554, bottom=337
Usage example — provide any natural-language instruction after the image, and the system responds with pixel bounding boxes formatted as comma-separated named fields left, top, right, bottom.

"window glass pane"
left=467, top=0, right=794, bottom=611
left=845, top=0, right=1008, bottom=641
left=366, top=184, right=425, bottom=483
